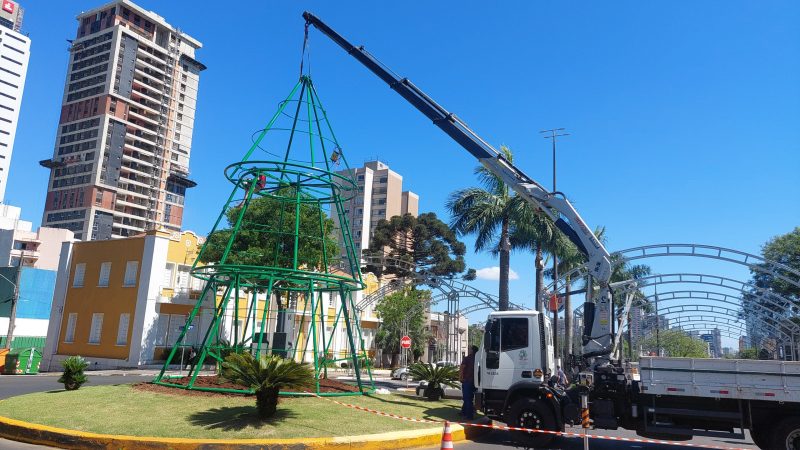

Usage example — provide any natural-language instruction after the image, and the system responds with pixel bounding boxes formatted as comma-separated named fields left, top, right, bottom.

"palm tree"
left=222, top=353, right=314, bottom=419
left=508, top=196, right=558, bottom=311
left=447, top=146, right=519, bottom=311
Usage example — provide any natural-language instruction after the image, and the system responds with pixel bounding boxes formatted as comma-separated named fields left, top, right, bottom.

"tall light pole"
left=540, top=128, right=569, bottom=362
left=3, top=250, right=22, bottom=349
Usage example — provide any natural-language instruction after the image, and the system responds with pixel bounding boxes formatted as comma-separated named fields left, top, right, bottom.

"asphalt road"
left=0, top=374, right=761, bottom=450
left=415, top=422, right=759, bottom=450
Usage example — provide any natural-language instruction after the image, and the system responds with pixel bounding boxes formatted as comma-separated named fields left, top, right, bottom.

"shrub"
left=221, top=353, right=314, bottom=419
left=58, top=356, right=89, bottom=391
left=409, top=362, right=459, bottom=401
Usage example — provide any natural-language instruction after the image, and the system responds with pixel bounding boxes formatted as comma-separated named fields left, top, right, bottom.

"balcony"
left=128, top=107, right=160, bottom=126
left=130, top=86, right=162, bottom=106
left=158, top=287, right=204, bottom=305
left=126, top=126, right=159, bottom=146
left=132, top=80, right=163, bottom=101
left=134, top=64, right=165, bottom=84
left=125, top=138, right=157, bottom=155
left=134, top=52, right=166, bottom=74
left=123, top=149, right=155, bottom=167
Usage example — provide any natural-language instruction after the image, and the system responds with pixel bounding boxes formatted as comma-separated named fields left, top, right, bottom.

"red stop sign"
left=400, top=335, right=412, bottom=349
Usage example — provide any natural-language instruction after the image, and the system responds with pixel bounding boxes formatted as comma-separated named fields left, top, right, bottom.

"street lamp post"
left=540, top=128, right=569, bottom=361
left=3, top=250, right=22, bottom=350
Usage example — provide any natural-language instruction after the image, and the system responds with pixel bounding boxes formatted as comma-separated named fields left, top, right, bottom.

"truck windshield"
left=501, top=317, right=528, bottom=352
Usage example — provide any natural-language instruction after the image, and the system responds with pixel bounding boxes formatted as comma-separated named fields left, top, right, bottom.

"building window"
left=163, top=262, right=175, bottom=288
left=379, top=177, right=387, bottom=183
left=64, top=313, right=78, bottom=343
left=98, top=262, right=112, bottom=287
left=123, top=261, right=138, bottom=287
left=116, top=313, right=130, bottom=345
left=73, top=263, right=86, bottom=287
left=88, top=313, right=104, bottom=344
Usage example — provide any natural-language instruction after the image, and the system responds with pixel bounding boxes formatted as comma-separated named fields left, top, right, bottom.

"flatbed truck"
left=301, top=12, right=800, bottom=449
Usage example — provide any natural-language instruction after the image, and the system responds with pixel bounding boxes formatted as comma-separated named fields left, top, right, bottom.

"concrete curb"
left=0, top=414, right=491, bottom=449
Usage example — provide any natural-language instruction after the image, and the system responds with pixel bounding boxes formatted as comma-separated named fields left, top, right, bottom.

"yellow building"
left=40, top=228, right=385, bottom=370
left=41, top=230, right=210, bottom=370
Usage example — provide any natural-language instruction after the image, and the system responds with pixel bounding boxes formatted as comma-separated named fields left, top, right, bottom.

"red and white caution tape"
left=306, top=391, right=749, bottom=450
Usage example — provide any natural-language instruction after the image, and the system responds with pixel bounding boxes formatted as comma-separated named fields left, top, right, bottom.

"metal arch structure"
left=618, top=290, right=800, bottom=340
left=568, top=274, right=800, bottom=358
left=547, top=243, right=800, bottom=295
left=608, top=273, right=799, bottom=346
left=639, top=322, right=748, bottom=344
left=574, top=273, right=797, bottom=320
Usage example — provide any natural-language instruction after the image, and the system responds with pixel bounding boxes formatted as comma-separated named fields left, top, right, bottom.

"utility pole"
left=3, top=250, right=22, bottom=349
left=540, top=128, right=569, bottom=362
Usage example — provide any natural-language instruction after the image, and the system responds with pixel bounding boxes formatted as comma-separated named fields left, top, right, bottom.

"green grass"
left=0, top=384, right=467, bottom=439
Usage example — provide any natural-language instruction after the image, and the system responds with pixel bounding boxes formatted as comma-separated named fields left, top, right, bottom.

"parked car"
left=435, top=360, right=458, bottom=368
left=416, top=380, right=461, bottom=398
left=391, top=366, right=410, bottom=380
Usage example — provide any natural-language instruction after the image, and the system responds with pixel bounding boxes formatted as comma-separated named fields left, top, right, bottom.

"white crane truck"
left=302, top=12, right=800, bottom=449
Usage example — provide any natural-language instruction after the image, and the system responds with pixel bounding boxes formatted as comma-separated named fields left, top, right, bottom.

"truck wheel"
left=506, top=398, right=557, bottom=447
left=772, top=417, right=800, bottom=450
left=750, top=428, right=768, bottom=449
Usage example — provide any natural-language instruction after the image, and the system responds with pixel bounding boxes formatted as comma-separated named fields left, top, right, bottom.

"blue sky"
left=6, top=1, right=800, bottom=344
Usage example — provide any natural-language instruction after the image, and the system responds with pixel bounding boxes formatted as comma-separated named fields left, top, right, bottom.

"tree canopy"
left=743, top=227, right=800, bottom=357
left=365, top=212, right=468, bottom=279
left=201, top=191, right=339, bottom=270
left=641, top=329, right=709, bottom=358
left=751, top=227, right=800, bottom=302
left=374, top=287, right=431, bottom=366
left=447, top=146, right=518, bottom=311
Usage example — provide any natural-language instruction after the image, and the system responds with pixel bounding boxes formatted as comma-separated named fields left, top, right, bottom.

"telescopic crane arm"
left=303, top=11, right=615, bottom=359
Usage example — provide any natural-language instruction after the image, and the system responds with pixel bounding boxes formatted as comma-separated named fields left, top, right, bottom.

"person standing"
left=459, top=345, right=479, bottom=419
left=556, top=365, right=569, bottom=387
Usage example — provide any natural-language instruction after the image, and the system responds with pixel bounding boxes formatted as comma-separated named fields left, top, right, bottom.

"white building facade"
left=0, top=0, right=29, bottom=203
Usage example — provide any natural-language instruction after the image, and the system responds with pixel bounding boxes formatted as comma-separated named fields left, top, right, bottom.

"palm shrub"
left=221, top=353, right=314, bottom=419
left=58, top=356, right=88, bottom=391
left=409, top=362, right=460, bottom=401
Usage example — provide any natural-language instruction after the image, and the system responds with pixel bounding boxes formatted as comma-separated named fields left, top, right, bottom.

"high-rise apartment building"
left=40, top=0, right=204, bottom=240
left=333, top=161, right=419, bottom=255
left=0, top=0, right=29, bottom=203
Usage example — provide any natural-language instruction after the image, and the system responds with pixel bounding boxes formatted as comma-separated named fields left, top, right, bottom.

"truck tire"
left=750, top=426, right=769, bottom=449
left=505, top=397, right=558, bottom=447
left=771, top=417, right=800, bottom=450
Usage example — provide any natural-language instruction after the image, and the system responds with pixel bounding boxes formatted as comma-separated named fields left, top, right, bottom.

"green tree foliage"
left=374, top=288, right=430, bottom=367
left=365, top=212, right=467, bottom=279
left=201, top=189, right=338, bottom=270
left=751, top=227, right=800, bottom=301
left=641, top=329, right=709, bottom=358
left=745, top=227, right=800, bottom=353
left=447, top=146, right=520, bottom=311
left=409, top=362, right=460, bottom=401
left=468, top=324, right=484, bottom=349
left=58, top=355, right=88, bottom=391
left=737, top=348, right=759, bottom=359
left=221, top=353, right=314, bottom=419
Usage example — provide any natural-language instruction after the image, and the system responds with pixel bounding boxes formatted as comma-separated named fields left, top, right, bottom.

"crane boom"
left=303, top=11, right=616, bottom=359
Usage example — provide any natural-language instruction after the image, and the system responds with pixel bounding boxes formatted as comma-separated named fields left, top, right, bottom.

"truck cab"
left=475, top=311, right=567, bottom=445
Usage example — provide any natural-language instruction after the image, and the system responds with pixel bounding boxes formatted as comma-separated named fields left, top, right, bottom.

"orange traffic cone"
left=440, top=420, right=454, bottom=449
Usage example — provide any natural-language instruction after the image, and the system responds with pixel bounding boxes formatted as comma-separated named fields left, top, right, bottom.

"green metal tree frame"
left=153, top=76, right=374, bottom=396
